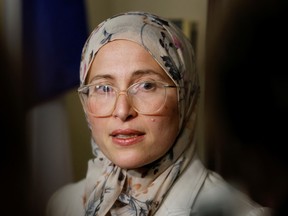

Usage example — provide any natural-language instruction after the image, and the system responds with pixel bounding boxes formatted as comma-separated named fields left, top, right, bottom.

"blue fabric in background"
left=22, top=0, right=88, bottom=107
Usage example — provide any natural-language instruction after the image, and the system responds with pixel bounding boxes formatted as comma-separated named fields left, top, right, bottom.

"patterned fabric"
left=79, top=11, right=200, bottom=216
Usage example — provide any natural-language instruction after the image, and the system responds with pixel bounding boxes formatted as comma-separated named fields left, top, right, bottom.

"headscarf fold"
left=79, top=11, right=200, bottom=216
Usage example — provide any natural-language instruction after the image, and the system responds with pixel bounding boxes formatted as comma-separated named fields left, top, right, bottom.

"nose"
left=112, top=93, right=137, bottom=121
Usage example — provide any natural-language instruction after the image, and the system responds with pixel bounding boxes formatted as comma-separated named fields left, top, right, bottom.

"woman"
left=47, top=11, right=271, bottom=216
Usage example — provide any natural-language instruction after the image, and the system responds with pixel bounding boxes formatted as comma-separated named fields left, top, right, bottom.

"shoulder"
left=194, top=170, right=272, bottom=216
left=46, top=179, right=86, bottom=216
left=156, top=156, right=272, bottom=216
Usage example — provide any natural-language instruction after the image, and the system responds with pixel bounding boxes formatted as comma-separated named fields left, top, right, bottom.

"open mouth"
left=110, top=129, right=145, bottom=145
left=110, top=129, right=145, bottom=138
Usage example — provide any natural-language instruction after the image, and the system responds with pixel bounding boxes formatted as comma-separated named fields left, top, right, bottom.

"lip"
left=110, top=129, right=145, bottom=146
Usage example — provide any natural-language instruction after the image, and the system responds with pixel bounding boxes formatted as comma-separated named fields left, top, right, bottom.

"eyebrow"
left=132, top=70, right=166, bottom=80
left=89, top=74, right=114, bottom=83
left=88, top=69, right=167, bottom=83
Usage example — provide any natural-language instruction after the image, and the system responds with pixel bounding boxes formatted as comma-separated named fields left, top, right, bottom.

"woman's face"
left=86, top=40, right=179, bottom=169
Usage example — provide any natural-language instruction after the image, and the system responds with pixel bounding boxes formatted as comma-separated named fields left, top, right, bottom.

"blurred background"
left=2, top=0, right=287, bottom=215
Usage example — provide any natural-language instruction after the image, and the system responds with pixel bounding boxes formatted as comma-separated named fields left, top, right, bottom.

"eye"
left=89, top=84, right=114, bottom=95
left=99, top=85, right=113, bottom=93
left=139, top=81, right=157, bottom=91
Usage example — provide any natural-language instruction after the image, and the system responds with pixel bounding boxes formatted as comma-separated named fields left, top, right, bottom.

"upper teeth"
left=115, top=134, right=137, bottom=138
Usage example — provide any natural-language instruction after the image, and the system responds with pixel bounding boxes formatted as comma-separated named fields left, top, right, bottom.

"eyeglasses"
left=78, top=80, right=177, bottom=117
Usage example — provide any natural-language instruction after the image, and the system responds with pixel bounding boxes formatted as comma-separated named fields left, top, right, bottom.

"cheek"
left=148, top=105, right=179, bottom=138
left=162, top=102, right=179, bottom=134
left=162, top=100, right=179, bottom=123
left=87, top=116, right=106, bottom=139
left=147, top=115, right=179, bottom=156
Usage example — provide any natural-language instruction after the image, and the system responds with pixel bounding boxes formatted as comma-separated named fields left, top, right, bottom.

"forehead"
left=87, top=40, right=171, bottom=83
left=94, top=40, right=154, bottom=63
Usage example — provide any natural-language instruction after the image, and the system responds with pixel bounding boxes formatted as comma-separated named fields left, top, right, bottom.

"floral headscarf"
left=79, top=11, right=200, bottom=216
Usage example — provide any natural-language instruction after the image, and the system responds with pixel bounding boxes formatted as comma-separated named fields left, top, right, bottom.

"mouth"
left=110, top=129, right=145, bottom=146
left=111, top=129, right=145, bottom=137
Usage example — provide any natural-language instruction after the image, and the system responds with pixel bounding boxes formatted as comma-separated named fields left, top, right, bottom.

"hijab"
left=79, top=11, right=200, bottom=216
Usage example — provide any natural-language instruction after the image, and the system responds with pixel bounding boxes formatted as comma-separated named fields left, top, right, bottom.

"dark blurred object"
left=0, top=25, right=29, bottom=215
left=205, top=0, right=288, bottom=215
